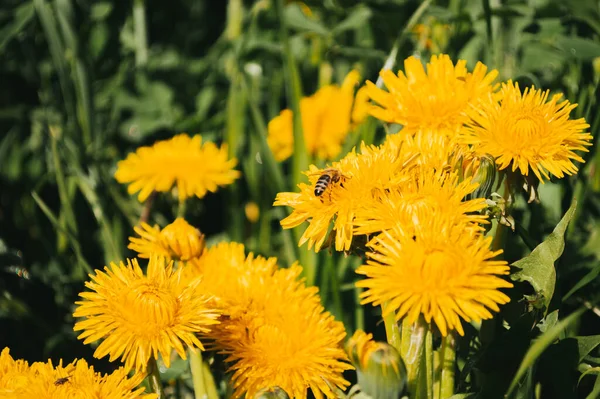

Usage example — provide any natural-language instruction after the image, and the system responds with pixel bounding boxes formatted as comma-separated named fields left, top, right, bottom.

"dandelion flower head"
left=274, top=141, right=418, bottom=252
left=463, top=81, right=592, bottom=181
left=365, top=54, right=498, bottom=134
left=209, top=262, right=352, bottom=399
left=115, top=134, right=240, bottom=202
left=129, top=218, right=205, bottom=261
left=73, top=256, right=220, bottom=371
left=0, top=348, right=32, bottom=397
left=356, top=215, right=513, bottom=336
left=353, top=168, right=487, bottom=238
left=267, top=70, right=364, bottom=162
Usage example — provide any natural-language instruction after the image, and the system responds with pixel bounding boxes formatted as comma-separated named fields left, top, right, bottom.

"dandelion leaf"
left=511, top=200, right=577, bottom=315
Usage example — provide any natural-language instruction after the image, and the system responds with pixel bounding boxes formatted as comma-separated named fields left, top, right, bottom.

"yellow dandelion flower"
left=184, top=242, right=352, bottom=399
left=115, top=134, right=240, bottom=202
left=21, top=357, right=155, bottom=399
left=274, top=141, right=417, bottom=252
left=0, top=348, right=32, bottom=397
left=365, top=54, right=498, bottom=133
left=186, top=241, right=278, bottom=313
left=356, top=216, right=513, bottom=336
left=215, top=265, right=352, bottom=399
left=463, top=81, right=592, bottom=181
left=353, top=168, right=487, bottom=237
left=245, top=202, right=260, bottom=223
left=73, top=256, right=220, bottom=372
left=383, top=127, right=472, bottom=172
left=267, top=70, right=362, bottom=162
left=129, top=218, right=205, bottom=261
left=345, top=330, right=382, bottom=370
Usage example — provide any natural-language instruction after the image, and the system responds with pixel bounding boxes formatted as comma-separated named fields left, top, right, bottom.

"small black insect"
left=54, top=376, right=70, bottom=386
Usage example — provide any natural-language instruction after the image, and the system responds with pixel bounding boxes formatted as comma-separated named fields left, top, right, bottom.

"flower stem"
left=189, top=348, right=208, bottom=399
left=382, top=307, right=402, bottom=352
left=401, top=317, right=429, bottom=398
left=439, top=333, right=456, bottom=399
left=147, top=357, right=164, bottom=398
left=177, top=198, right=187, bottom=218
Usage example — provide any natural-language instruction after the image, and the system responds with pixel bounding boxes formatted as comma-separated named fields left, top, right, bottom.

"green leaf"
left=448, top=394, right=477, bottom=399
left=505, top=308, right=585, bottom=397
left=575, top=335, right=600, bottom=363
left=0, top=2, right=35, bottom=51
left=563, top=263, right=600, bottom=301
left=284, top=3, right=329, bottom=36
left=332, top=6, right=372, bottom=35
left=556, top=37, right=600, bottom=61
left=511, top=200, right=577, bottom=314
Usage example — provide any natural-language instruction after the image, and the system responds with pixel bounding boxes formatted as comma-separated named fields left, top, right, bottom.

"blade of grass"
left=32, top=191, right=92, bottom=277
left=75, top=172, right=122, bottom=263
left=133, top=0, right=148, bottom=67
left=33, top=0, right=76, bottom=135
left=55, top=1, right=93, bottom=150
left=274, top=0, right=308, bottom=187
left=375, top=0, right=432, bottom=88
left=50, top=129, right=78, bottom=236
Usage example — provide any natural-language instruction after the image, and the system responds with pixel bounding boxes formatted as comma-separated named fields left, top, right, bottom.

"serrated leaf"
left=511, top=201, right=577, bottom=314
left=332, top=6, right=372, bottom=35
left=505, top=308, right=585, bottom=397
left=284, top=3, right=329, bottom=36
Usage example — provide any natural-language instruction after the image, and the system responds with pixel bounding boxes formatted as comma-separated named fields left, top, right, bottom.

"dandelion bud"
left=254, top=386, right=290, bottom=399
left=159, top=218, right=206, bottom=260
left=346, top=330, right=407, bottom=399
left=468, top=154, right=497, bottom=200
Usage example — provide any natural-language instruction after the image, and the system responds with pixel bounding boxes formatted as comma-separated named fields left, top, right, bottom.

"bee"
left=54, top=376, right=71, bottom=386
left=314, top=168, right=343, bottom=197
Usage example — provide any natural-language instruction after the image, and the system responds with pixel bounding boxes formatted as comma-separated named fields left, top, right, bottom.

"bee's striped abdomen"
left=314, top=174, right=332, bottom=196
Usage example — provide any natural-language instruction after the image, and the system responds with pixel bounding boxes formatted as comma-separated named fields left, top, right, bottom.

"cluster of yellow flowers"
left=275, top=54, right=592, bottom=336
left=75, top=216, right=351, bottom=399
left=0, top=348, right=154, bottom=399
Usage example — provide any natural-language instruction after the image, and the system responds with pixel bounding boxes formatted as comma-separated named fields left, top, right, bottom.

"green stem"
left=383, top=306, right=402, bottom=353
left=401, top=317, right=428, bottom=398
left=147, top=357, right=164, bottom=398
left=439, top=333, right=456, bottom=399
left=189, top=348, right=208, bottom=399
left=177, top=198, right=187, bottom=219
left=354, top=286, right=365, bottom=332
left=225, top=0, right=243, bottom=40
left=274, top=0, right=308, bottom=188
left=425, top=327, right=433, bottom=399
left=133, top=0, right=148, bottom=67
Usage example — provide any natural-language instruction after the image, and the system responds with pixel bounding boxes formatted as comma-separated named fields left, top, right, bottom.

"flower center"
left=120, top=282, right=177, bottom=333
left=514, top=115, right=541, bottom=140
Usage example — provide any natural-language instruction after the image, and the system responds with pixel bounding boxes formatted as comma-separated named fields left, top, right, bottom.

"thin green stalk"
left=51, top=130, right=78, bottom=235
left=189, top=348, right=208, bottom=399
left=32, top=191, right=92, bottom=277
left=177, top=198, right=187, bottom=219
left=274, top=0, right=308, bottom=188
left=226, top=0, right=243, bottom=40
left=439, top=333, right=456, bottom=399
left=147, top=357, right=164, bottom=398
left=354, top=286, right=365, bottom=332
left=425, top=328, right=434, bottom=399
left=383, top=306, right=402, bottom=352
left=375, top=0, right=432, bottom=88
left=330, top=256, right=342, bottom=319
left=133, top=0, right=148, bottom=67
left=201, top=359, right=219, bottom=399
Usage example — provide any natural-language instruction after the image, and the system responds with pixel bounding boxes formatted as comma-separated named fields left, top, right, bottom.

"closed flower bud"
left=346, top=330, right=407, bottom=399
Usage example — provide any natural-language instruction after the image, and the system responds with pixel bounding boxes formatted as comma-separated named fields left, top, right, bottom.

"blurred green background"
left=1, top=0, right=600, bottom=396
